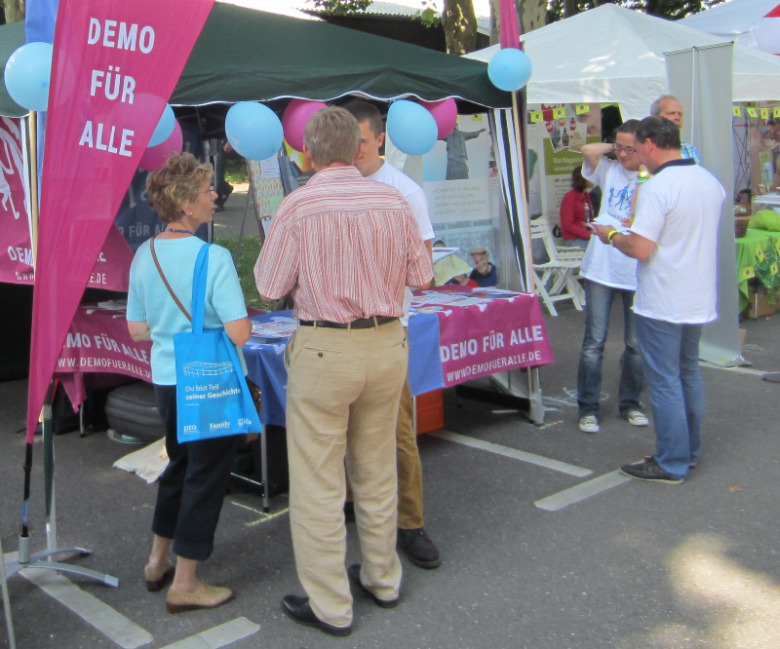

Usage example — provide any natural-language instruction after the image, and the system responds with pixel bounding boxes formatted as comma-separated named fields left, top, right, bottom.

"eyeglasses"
left=614, top=145, right=637, bottom=154
left=199, top=185, right=215, bottom=194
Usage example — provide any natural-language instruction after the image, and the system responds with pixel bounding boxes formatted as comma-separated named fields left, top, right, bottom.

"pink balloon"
left=421, top=98, right=458, bottom=140
left=139, top=120, right=183, bottom=172
left=282, top=99, right=327, bottom=152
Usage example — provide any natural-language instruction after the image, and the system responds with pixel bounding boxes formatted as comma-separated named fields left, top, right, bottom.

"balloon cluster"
left=386, top=98, right=458, bottom=156
left=488, top=47, right=532, bottom=92
left=231, top=98, right=460, bottom=159
left=3, top=42, right=53, bottom=112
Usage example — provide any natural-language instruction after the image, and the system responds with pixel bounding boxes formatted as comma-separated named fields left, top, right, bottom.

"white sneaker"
left=623, top=409, right=649, bottom=427
left=579, top=415, right=600, bottom=434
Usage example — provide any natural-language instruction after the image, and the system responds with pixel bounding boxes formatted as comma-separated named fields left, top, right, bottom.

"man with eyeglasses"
left=575, top=119, right=648, bottom=435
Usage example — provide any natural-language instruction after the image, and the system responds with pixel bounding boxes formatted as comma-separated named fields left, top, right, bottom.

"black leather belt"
left=299, top=316, right=398, bottom=329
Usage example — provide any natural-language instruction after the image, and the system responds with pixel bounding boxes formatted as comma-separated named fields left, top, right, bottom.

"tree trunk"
left=442, top=0, right=478, bottom=55
left=3, top=0, right=25, bottom=23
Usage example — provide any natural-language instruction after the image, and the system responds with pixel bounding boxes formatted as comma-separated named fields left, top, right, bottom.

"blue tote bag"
left=173, top=244, right=260, bottom=443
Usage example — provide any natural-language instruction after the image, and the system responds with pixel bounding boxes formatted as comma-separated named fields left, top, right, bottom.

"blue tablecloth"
left=242, top=310, right=444, bottom=427
left=242, top=287, right=554, bottom=427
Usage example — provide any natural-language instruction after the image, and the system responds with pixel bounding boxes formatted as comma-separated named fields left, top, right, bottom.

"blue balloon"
left=387, top=100, right=437, bottom=157
left=3, top=42, right=53, bottom=111
left=225, top=101, right=284, bottom=161
left=149, top=104, right=175, bottom=147
left=488, top=48, right=532, bottom=92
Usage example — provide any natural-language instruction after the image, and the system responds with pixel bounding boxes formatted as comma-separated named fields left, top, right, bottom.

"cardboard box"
left=744, top=285, right=778, bottom=319
left=415, top=389, right=444, bottom=435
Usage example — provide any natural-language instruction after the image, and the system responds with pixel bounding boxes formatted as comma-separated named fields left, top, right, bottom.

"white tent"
left=467, top=4, right=780, bottom=120
left=680, top=0, right=780, bottom=55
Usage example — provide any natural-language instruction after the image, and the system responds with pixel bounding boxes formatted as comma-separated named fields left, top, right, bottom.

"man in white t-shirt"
left=344, top=100, right=440, bottom=569
left=592, top=116, right=725, bottom=484
left=576, top=120, right=648, bottom=434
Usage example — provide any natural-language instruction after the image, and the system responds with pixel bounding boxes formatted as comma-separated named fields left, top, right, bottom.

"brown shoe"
left=144, top=562, right=174, bottom=592
left=166, top=583, right=234, bottom=614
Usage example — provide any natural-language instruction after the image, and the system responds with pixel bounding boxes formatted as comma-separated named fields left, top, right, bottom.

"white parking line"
left=429, top=430, right=592, bottom=477
left=160, top=617, right=260, bottom=648
left=535, top=471, right=631, bottom=512
left=19, top=567, right=153, bottom=648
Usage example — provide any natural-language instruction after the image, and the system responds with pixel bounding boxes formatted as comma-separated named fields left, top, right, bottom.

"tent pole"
left=509, top=92, right=535, bottom=292
left=0, top=531, right=17, bottom=649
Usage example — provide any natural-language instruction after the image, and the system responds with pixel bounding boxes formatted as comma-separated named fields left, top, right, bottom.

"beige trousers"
left=396, top=376, right=425, bottom=529
left=285, top=321, right=406, bottom=628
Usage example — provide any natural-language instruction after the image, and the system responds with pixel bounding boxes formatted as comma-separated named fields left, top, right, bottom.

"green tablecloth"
left=736, top=229, right=780, bottom=312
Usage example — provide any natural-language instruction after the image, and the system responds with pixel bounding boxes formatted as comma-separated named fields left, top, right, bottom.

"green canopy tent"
left=1, top=3, right=542, bottom=422
left=1, top=3, right=510, bottom=116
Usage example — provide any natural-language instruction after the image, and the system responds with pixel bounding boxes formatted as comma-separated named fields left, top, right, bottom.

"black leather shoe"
left=398, top=527, right=441, bottom=569
left=280, top=594, right=352, bottom=637
left=347, top=564, right=399, bottom=609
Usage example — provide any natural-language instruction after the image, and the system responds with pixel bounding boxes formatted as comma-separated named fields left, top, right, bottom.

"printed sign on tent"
left=0, top=117, right=33, bottom=283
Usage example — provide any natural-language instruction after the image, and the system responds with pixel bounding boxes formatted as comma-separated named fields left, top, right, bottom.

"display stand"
left=3, top=400, right=118, bottom=589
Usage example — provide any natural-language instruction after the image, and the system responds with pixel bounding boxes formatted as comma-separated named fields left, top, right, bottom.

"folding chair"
left=529, top=218, right=586, bottom=316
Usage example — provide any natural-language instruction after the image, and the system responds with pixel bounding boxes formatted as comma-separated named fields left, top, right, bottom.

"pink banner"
left=0, top=117, right=33, bottom=283
left=55, top=302, right=152, bottom=407
left=499, top=0, right=521, bottom=49
left=27, top=0, right=214, bottom=440
left=412, top=287, right=554, bottom=386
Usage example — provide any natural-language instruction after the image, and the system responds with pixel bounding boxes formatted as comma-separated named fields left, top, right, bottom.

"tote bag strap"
left=190, top=243, right=211, bottom=335
left=150, top=237, right=191, bottom=322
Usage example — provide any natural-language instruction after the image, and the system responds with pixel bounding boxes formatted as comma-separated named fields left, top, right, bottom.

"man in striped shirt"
left=255, top=106, right=433, bottom=636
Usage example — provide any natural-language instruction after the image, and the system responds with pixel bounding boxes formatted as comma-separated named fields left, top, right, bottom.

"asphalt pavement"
left=2, top=211, right=780, bottom=648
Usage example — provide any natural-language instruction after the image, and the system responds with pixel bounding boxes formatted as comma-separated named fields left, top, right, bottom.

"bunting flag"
left=755, top=3, right=780, bottom=55
left=26, top=0, right=214, bottom=440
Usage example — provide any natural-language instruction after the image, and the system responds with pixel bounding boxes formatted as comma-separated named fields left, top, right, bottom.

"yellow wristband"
left=607, top=229, right=619, bottom=242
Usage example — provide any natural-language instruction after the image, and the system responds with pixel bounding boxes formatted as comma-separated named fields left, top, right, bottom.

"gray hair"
left=304, top=106, right=360, bottom=167
left=649, top=95, right=679, bottom=117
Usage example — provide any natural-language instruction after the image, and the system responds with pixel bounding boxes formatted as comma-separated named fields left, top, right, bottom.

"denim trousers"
left=577, top=280, right=644, bottom=417
left=635, top=315, right=704, bottom=479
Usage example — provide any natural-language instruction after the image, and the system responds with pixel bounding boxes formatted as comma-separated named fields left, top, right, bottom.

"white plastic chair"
left=529, top=218, right=586, bottom=316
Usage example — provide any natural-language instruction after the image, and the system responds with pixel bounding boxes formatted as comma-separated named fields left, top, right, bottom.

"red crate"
left=415, top=389, right=444, bottom=435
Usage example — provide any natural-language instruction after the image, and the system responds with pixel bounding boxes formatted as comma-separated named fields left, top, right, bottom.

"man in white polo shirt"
left=592, top=116, right=725, bottom=484
left=344, top=100, right=440, bottom=570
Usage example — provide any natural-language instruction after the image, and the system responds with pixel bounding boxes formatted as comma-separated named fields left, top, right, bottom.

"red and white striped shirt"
left=254, top=166, right=433, bottom=323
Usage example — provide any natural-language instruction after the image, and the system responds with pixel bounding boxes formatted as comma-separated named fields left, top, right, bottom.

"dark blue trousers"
left=152, top=385, right=240, bottom=561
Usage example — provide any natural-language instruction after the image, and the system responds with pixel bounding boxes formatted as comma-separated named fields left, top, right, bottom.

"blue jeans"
left=577, top=280, right=644, bottom=417
left=635, top=315, right=704, bottom=479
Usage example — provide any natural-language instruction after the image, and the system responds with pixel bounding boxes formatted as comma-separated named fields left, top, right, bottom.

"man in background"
left=592, top=116, right=725, bottom=483
left=255, top=106, right=433, bottom=635
left=650, top=95, right=701, bottom=163
left=344, top=100, right=441, bottom=570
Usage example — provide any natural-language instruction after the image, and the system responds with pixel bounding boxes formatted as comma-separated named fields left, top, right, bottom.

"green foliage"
left=215, top=234, right=270, bottom=311
left=307, top=0, right=373, bottom=16
left=547, top=0, right=727, bottom=23
left=224, top=155, right=249, bottom=184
